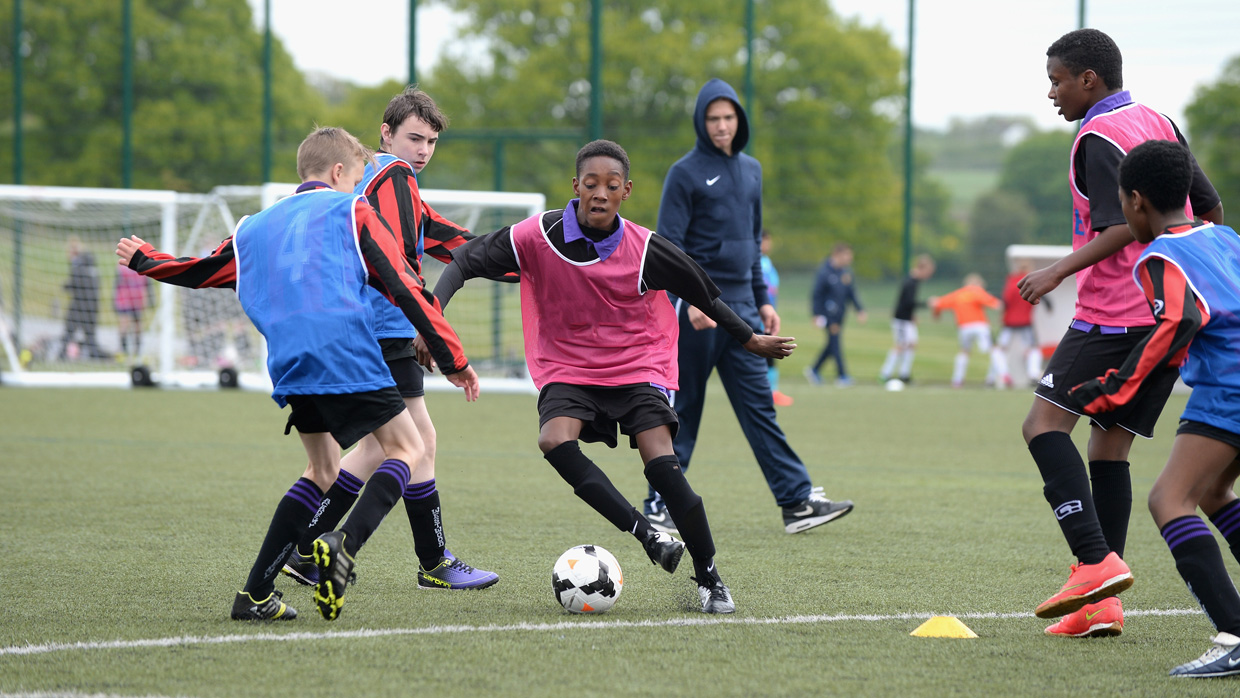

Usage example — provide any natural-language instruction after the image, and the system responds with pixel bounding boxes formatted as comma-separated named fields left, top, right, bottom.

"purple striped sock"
left=404, top=478, right=436, bottom=500
left=1160, top=515, right=1214, bottom=552
left=375, top=459, right=411, bottom=488
left=286, top=477, right=324, bottom=514
left=337, top=469, right=365, bottom=496
left=1209, top=499, right=1240, bottom=539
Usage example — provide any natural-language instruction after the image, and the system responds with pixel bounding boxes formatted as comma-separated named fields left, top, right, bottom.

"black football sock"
left=296, top=468, right=363, bottom=555
left=403, top=478, right=447, bottom=569
left=1089, top=460, right=1132, bottom=559
left=1161, top=515, right=1240, bottom=636
left=339, top=459, right=410, bottom=558
left=644, top=455, right=716, bottom=563
left=242, top=478, right=323, bottom=598
left=545, top=441, right=644, bottom=533
left=1207, top=498, right=1240, bottom=565
left=1029, top=432, right=1110, bottom=564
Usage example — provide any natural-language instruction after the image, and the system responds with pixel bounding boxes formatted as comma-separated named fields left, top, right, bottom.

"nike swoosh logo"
left=706, top=176, right=721, bottom=186
left=1085, top=609, right=1104, bottom=621
left=791, top=505, right=814, bottom=517
left=1229, top=655, right=1240, bottom=667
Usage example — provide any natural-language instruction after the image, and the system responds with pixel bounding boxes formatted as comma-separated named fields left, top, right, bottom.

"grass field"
left=3, top=277, right=1239, bottom=697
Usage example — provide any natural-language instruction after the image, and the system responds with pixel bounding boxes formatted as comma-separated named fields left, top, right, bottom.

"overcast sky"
left=250, top=0, right=1240, bottom=133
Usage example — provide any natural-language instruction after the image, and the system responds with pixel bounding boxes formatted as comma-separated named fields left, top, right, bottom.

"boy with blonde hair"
left=117, top=127, right=479, bottom=621
left=932, top=273, right=999, bottom=388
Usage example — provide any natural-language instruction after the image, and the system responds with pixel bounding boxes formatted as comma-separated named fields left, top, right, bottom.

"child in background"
left=990, top=261, right=1041, bottom=389
left=760, top=230, right=792, bottom=406
left=878, top=254, right=935, bottom=385
left=932, top=273, right=999, bottom=388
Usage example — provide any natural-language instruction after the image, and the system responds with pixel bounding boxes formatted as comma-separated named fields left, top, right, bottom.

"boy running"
left=1017, top=29, right=1222, bottom=635
left=878, top=254, right=934, bottom=385
left=931, top=273, right=999, bottom=388
left=429, top=140, right=796, bottom=613
left=1067, top=140, right=1240, bottom=676
left=117, top=127, right=479, bottom=621
left=281, top=87, right=498, bottom=592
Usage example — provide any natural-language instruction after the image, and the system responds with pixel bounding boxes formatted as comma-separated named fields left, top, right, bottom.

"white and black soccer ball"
left=551, top=544, right=623, bottom=614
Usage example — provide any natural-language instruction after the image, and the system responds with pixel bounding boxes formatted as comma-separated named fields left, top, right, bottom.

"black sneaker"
left=782, top=486, right=854, bottom=533
left=281, top=549, right=319, bottom=586
left=693, top=573, right=735, bottom=614
left=312, top=531, right=355, bottom=621
left=646, top=508, right=680, bottom=536
left=230, top=589, right=296, bottom=621
left=1170, top=632, right=1240, bottom=677
left=642, top=530, right=685, bottom=574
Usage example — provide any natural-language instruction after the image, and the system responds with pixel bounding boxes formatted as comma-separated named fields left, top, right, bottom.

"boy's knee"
left=538, top=435, right=569, bottom=455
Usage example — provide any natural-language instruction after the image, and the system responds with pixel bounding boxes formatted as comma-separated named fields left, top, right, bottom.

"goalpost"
left=0, top=184, right=543, bottom=393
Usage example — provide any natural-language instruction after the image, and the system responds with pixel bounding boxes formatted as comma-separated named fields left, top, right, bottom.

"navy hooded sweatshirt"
left=658, top=78, right=770, bottom=311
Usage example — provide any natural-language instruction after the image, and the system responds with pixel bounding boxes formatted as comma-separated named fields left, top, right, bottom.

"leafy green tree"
left=966, top=189, right=1036, bottom=286
left=419, top=0, right=908, bottom=277
left=0, top=0, right=321, bottom=190
left=1186, top=56, right=1240, bottom=217
left=995, top=129, right=1074, bottom=245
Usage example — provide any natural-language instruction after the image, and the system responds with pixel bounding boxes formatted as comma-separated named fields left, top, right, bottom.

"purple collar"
left=563, top=199, right=623, bottom=261
left=296, top=180, right=330, bottom=193
left=1081, top=90, right=1133, bottom=127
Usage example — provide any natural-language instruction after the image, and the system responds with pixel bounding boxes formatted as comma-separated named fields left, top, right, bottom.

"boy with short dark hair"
left=280, top=86, right=498, bottom=592
left=430, top=139, right=796, bottom=613
left=1017, top=28, right=1223, bottom=636
left=1067, top=139, right=1240, bottom=676
left=807, top=242, right=866, bottom=388
left=117, top=126, right=479, bottom=621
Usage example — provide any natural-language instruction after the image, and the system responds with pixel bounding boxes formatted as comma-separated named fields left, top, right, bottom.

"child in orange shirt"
left=932, top=273, right=1000, bottom=388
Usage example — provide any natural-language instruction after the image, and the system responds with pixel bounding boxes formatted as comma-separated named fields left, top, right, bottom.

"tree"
left=996, top=129, right=1074, bottom=245
left=966, top=190, right=1036, bottom=286
left=1186, top=55, right=1240, bottom=217
left=420, top=0, right=907, bottom=276
left=0, top=0, right=322, bottom=190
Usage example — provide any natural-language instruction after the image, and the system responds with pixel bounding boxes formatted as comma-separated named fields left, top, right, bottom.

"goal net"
left=0, top=184, right=543, bottom=393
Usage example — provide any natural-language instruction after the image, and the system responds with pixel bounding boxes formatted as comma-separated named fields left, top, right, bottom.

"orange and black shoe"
left=1044, top=596, right=1123, bottom=637
left=230, top=589, right=296, bottom=621
left=1035, top=552, right=1133, bottom=619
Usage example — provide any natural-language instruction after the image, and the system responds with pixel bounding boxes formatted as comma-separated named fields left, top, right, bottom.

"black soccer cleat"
left=281, top=549, right=319, bottom=586
left=782, top=486, right=854, bottom=534
left=312, top=531, right=355, bottom=621
left=642, top=530, right=685, bottom=574
left=1170, top=632, right=1240, bottom=678
left=231, top=589, right=296, bottom=621
left=693, top=574, right=735, bottom=614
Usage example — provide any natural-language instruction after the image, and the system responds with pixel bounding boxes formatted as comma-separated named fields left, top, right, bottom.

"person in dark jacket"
left=59, top=236, right=110, bottom=360
left=807, top=243, right=867, bottom=387
left=643, top=78, right=853, bottom=535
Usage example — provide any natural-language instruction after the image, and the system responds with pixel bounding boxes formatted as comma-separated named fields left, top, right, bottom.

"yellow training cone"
left=910, top=616, right=978, bottom=638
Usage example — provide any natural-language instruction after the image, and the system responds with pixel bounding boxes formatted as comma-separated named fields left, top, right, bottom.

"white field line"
left=0, top=608, right=1201, bottom=658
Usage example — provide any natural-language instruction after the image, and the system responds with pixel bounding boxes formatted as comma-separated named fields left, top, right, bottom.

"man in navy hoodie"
left=643, top=78, right=855, bottom=534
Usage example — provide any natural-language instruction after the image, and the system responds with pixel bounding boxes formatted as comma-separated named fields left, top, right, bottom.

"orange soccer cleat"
left=1044, top=595, right=1123, bottom=637
left=1035, top=551, right=1133, bottom=619
left=772, top=390, right=794, bottom=406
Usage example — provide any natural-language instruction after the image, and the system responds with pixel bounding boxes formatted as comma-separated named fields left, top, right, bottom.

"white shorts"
left=997, top=325, right=1035, bottom=349
left=891, top=319, right=918, bottom=348
left=957, top=322, right=992, bottom=353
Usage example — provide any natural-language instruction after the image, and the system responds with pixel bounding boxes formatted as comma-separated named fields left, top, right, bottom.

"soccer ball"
left=551, top=544, right=623, bottom=614
left=885, top=378, right=905, bottom=392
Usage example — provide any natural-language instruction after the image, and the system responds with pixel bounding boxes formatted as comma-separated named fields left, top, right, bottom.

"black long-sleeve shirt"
left=434, top=209, right=755, bottom=345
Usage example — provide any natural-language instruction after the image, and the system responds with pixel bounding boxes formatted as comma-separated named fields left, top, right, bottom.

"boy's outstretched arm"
left=1067, top=257, right=1203, bottom=414
left=643, top=233, right=794, bottom=359
left=116, top=234, right=237, bottom=289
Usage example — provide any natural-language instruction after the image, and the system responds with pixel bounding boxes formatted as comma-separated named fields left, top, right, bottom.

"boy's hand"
left=744, top=334, right=795, bottom=359
left=760, top=304, right=781, bottom=335
left=1017, top=265, right=1065, bottom=305
left=445, top=365, right=480, bottom=402
left=412, top=336, right=435, bottom=372
left=687, top=305, right=717, bottom=330
left=116, top=235, right=147, bottom=267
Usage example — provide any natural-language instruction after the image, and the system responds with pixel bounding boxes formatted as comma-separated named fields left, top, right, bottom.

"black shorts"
left=1036, top=324, right=1179, bottom=438
left=284, top=387, right=407, bottom=449
left=1177, top=419, right=1240, bottom=451
left=379, top=339, right=424, bottom=398
left=537, top=383, right=679, bottom=449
